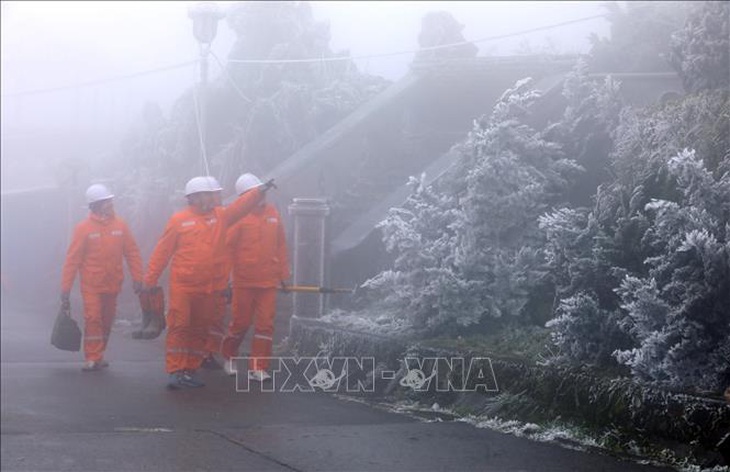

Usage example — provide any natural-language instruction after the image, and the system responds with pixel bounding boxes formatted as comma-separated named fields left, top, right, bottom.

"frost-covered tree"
left=452, top=79, right=576, bottom=326
left=215, top=0, right=390, bottom=185
left=103, top=1, right=390, bottom=251
left=614, top=150, right=730, bottom=391
left=542, top=11, right=729, bottom=369
left=588, top=1, right=690, bottom=72
left=364, top=76, right=591, bottom=334
left=669, top=1, right=730, bottom=93
left=362, top=173, right=463, bottom=331
left=543, top=76, right=729, bottom=390
left=413, top=11, right=478, bottom=62
left=542, top=59, right=623, bottom=206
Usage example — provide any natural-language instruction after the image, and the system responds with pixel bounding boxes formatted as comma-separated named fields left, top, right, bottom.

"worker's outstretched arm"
left=223, top=179, right=275, bottom=227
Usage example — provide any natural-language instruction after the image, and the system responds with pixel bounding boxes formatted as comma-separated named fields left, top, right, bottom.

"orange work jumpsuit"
left=221, top=203, right=290, bottom=371
left=144, top=187, right=263, bottom=374
left=61, top=213, right=144, bottom=362
left=203, top=192, right=230, bottom=359
left=203, top=250, right=231, bottom=357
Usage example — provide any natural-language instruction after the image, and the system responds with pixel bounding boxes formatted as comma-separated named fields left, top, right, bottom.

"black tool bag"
left=51, top=305, right=82, bottom=352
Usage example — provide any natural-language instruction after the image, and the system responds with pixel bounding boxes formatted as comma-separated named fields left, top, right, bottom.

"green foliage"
left=421, top=325, right=555, bottom=364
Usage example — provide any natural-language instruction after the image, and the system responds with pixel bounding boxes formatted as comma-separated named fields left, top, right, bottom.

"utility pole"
left=188, top=2, right=224, bottom=172
left=288, top=198, right=331, bottom=318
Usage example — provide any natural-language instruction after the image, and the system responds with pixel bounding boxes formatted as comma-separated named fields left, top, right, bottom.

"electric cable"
left=226, top=14, right=606, bottom=65
left=191, top=64, right=211, bottom=177
left=2, top=60, right=199, bottom=98
left=209, top=49, right=252, bottom=103
left=2, top=13, right=607, bottom=98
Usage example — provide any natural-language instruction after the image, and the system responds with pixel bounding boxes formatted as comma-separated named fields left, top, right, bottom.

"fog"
left=1, top=1, right=609, bottom=190
left=0, top=0, right=611, bottom=309
left=0, top=0, right=611, bottom=305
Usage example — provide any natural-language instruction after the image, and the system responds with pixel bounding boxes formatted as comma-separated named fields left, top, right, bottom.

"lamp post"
left=188, top=2, right=224, bottom=166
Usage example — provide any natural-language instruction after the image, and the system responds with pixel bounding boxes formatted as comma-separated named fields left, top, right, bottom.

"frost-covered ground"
left=319, top=308, right=412, bottom=337
left=334, top=395, right=730, bottom=472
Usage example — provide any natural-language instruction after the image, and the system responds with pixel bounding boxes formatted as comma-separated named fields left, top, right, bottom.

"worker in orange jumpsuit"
left=144, top=175, right=272, bottom=390
left=200, top=176, right=230, bottom=370
left=60, top=184, right=144, bottom=371
left=221, top=173, right=290, bottom=381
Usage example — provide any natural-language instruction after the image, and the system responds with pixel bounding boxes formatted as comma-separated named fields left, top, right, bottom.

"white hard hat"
left=206, top=176, right=223, bottom=192
left=184, top=176, right=218, bottom=196
left=235, top=173, right=263, bottom=195
left=85, top=184, right=114, bottom=204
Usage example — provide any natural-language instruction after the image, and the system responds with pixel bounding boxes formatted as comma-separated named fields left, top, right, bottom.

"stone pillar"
left=288, top=198, right=330, bottom=318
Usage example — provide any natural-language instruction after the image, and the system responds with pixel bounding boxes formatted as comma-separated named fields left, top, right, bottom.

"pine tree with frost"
left=613, top=149, right=730, bottom=391
left=363, top=173, right=463, bottom=331
left=365, top=77, right=587, bottom=333
left=452, top=78, right=575, bottom=325
left=543, top=75, right=729, bottom=374
left=669, top=0, right=730, bottom=93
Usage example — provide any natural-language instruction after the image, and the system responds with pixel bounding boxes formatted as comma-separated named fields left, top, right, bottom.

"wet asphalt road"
left=1, top=298, right=675, bottom=472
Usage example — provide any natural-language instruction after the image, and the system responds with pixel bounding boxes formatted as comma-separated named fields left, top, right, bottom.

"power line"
left=192, top=86, right=211, bottom=176
left=226, top=14, right=607, bottom=65
left=209, top=49, right=252, bottom=103
left=0, top=13, right=608, bottom=99
left=191, top=63, right=211, bottom=177
left=1, top=60, right=199, bottom=99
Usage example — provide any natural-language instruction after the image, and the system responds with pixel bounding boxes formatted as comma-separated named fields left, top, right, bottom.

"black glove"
left=262, top=179, right=277, bottom=191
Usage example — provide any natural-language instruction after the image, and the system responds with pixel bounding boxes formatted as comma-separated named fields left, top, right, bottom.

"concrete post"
left=288, top=198, right=330, bottom=318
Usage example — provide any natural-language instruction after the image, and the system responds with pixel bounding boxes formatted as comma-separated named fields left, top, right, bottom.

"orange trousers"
left=81, top=292, right=118, bottom=362
left=204, top=290, right=228, bottom=357
left=221, top=287, right=277, bottom=371
left=165, top=288, right=216, bottom=374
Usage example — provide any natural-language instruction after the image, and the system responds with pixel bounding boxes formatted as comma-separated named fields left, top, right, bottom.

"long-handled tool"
left=223, top=284, right=355, bottom=305
left=279, top=285, right=355, bottom=294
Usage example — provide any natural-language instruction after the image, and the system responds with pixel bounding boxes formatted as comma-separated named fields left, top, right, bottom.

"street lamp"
left=188, top=2, right=225, bottom=168
left=188, top=2, right=225, bottom=45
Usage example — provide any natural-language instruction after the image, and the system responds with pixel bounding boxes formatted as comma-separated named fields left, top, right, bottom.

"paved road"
left=1, top=298, right=675, bottom=471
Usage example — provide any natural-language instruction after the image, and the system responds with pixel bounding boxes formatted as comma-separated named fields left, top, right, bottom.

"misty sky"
left=1, top=1, right=610, bottom=127
left=0, top=1, right=611, bottom=191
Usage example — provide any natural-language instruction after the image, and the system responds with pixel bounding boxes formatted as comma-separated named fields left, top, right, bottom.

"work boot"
left=201, top=354, right=223, bottom=370
left=248, top=370, right=271, bottom=382
left=167, top=371, right=186, bottom=390
left=180, top=370, right=205, bottom=388
left=223, top=359, right=237, bottom=377
left=82, top=361, right=105, bottom=372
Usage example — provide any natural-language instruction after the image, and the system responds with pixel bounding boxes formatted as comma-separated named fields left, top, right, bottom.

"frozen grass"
left=340, top=396, right=729, bottom=472
left=319, top=308, right=412, bottom=337
left=419, top=325, right=556, bottom=364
